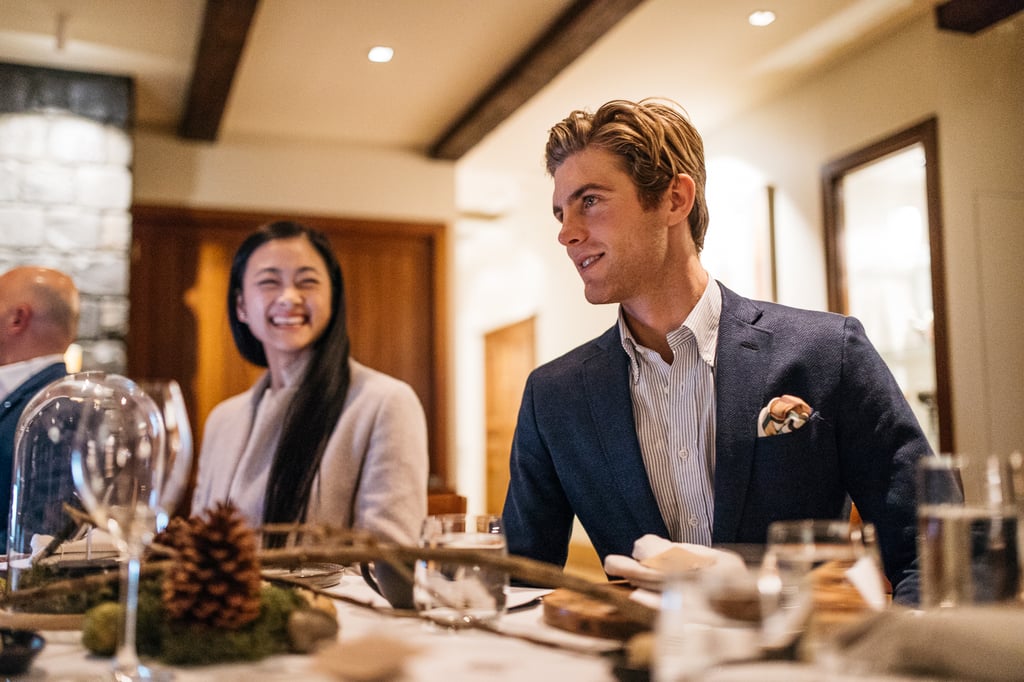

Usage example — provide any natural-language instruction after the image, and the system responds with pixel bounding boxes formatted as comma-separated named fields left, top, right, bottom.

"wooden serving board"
left=542, top=587, right=650, bottom=640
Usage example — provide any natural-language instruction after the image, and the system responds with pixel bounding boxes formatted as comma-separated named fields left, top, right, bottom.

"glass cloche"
left=4, top=372, right=150, bottom=610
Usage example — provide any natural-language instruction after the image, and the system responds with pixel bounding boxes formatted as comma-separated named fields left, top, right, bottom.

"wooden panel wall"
left=128, top=205, right=448, bottom=492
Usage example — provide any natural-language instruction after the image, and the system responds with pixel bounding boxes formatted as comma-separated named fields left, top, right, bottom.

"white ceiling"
left=1, top=0, right=942, bottom=160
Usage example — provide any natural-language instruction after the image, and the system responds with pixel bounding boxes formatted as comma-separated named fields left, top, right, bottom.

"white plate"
left=262, top=562, right=346, bottom=589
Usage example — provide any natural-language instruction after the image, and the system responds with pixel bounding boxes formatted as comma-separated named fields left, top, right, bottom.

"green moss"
left=10, top=562, right=117, bottom=613
left=157, top=585, right=303, bottom=665
left=82, top=581, right=312, bottom=666
left=81, top=602, right=120, bottom=656
left=136, top=578, right=166, bottom=657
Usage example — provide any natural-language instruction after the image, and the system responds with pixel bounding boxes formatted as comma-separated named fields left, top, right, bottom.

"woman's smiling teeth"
left=272, top=314, right=307, bottom=327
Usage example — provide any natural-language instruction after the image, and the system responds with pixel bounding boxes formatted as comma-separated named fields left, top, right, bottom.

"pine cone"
left=162, top=502, right=263, bottom=629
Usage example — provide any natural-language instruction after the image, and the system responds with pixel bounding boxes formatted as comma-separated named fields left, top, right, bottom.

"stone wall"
left=0, top=110, right=132, bottom=372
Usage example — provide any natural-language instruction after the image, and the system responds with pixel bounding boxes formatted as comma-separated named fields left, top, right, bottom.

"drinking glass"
left=413, top=513, right=507, bottom=629
left=917, top=453, right=1021, bottom=608
left=135, top=380, right=193, bottom=533
left=758, top=519, right=887, bottom=661
left=71, top=376, right=193, bottom=681
left=656, top=565, right=762, bottom=681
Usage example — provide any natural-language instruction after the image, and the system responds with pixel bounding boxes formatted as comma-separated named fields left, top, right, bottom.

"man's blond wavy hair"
left=544, top=98, right=710, bottom=252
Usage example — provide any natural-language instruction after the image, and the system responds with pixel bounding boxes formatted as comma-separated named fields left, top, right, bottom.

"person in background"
left=0, top=266, right=80, bottom=551
left=502, top=99, right=932, bottom=604
left=191, top=221, right=428, bottom=605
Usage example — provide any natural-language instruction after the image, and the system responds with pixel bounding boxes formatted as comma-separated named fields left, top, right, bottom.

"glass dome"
left=4, top=372, right=151, bottom=609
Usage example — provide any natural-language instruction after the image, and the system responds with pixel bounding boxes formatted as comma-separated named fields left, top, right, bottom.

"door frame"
left=821, top=117, right=953, bottom=453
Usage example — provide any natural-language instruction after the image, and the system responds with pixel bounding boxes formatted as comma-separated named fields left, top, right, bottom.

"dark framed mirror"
left=822, top=117, right=953, bottom=453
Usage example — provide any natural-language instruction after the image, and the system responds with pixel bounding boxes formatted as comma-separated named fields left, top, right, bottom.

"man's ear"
left=8, top=304, right=31, bottom=333
left=667, top=173, right=696, bottom=222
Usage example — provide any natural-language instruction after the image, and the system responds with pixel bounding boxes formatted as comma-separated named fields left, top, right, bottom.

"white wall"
left=453, top=13, right=1024, bottom=508
left=707, top=14, right=1024, bottom=458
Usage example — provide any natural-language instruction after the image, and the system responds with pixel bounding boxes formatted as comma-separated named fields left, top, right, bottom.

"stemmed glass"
left=135, top=380, right=193, bottom=534
left=70, top=376, right=193, bottom=681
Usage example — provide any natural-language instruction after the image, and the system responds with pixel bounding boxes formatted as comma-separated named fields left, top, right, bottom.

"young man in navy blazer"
left=502, top=99, right=932, bottom=604
left=0, top=266, right=80, bottom=552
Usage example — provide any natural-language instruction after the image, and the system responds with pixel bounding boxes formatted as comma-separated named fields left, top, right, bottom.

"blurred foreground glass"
left=917, top=454, right=1021, bottom=608
left=759, top=519, right=887, bottom=662
left=413, top=513, right=507, bottom=629
left=133, top=380, right=193, bottom=533
left=7, top=372, right=118, bottom=610
left=71, top=376, right=192, bottom=681
left=655, top=565, right=762, bottom=682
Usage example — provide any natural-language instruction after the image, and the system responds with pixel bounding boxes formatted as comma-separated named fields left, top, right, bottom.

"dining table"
left=12, top=561, right=967, bottom=682
left=18, top=570, right=623, bottom=682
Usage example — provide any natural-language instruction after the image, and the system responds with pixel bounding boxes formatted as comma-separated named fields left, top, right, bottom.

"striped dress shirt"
left=618, top=278, right=721, bottom=545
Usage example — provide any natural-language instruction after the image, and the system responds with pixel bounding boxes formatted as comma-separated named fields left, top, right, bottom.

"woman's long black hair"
left=227, top=221, right=351, bottom=532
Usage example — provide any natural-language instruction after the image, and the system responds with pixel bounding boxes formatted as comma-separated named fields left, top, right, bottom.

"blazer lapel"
left=713, top=286, right=772, bottom=542
left=581, top=327, right=669, bottom=536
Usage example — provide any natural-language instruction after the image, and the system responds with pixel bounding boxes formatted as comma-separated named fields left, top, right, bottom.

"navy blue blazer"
left=0, top=362, right=68, bottom=551
left=503, top=284, right=930, bottom=602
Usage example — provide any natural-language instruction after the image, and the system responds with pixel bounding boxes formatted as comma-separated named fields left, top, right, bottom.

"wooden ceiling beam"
left=935, top=0, right=1024, bottom=34
left=427, top=0, right=645, bottom=161
left=178, top=0, right=260, bottom=141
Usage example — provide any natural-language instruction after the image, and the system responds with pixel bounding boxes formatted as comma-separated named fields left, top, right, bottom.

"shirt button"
left=663, top=384, right=670, bottom=395
left=688, top=516, right=699, bottom=527
left=678, top=448, right=689, bottom=460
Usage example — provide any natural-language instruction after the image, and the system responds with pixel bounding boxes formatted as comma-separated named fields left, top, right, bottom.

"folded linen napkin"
left=603, top=534, right=747, bottom=592
left=833, top=606, right=1024, bottom=681
left=30, top=529, right=119, bottom=561
left=757, top=395, right=812, bottom=437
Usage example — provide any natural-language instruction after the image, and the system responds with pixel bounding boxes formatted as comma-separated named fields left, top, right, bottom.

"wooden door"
left=484, top=317, right=535, bottom=514
left=128, top=205, right=448, bottom=498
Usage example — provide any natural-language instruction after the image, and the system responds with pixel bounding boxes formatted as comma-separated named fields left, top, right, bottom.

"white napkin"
left=834, top=606, right=1024, bottom=681
left=603, top=535, right=747, bottom=591
left=30, top=529, right=120, bottom=561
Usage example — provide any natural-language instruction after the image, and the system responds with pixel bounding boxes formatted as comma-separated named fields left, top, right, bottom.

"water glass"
left=758, top=519, right=886, bottom=660
left=917, top=453, right=1021, bottom=608
left=413, top=513, right=507, bottom=628
left=655, top=566, right=762, bottom=681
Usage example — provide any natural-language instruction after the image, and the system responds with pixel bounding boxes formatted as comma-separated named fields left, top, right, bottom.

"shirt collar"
left=681, top=276, right=722, bottom=366
left=618, top=277, right=722, bottom=378
left=0, top=354, right=66, bottom=402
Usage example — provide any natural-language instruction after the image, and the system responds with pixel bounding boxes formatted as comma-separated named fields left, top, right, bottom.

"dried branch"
left=1, top=524, right=656, bottom=631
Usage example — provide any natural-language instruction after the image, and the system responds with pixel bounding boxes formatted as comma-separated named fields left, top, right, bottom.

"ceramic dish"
left=0, top=628, right=45, bottom=675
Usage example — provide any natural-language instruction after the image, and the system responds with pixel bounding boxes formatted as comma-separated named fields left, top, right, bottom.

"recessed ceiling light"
left=749, top=10, right=776, bottom=27
left=367, top=46, right=394, bottom=63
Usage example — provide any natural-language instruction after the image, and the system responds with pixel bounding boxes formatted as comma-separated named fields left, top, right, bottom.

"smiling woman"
left=189, top=221, right=429, bottom=607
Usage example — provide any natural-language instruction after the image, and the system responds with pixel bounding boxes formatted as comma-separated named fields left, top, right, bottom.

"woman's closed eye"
left=296, top=276, right=322, bottom=289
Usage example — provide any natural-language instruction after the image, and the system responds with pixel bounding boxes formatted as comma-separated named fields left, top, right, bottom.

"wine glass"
left=70, top=376, right=192, bottom=681
left=135, top=380, right=193, bottom=533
